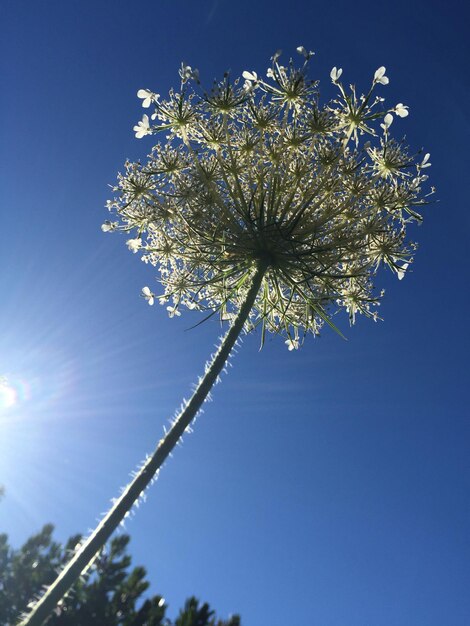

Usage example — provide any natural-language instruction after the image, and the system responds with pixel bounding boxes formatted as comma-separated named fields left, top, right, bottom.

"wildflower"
left=133, top=114, right=151, bottom=138
left=394, top=103, right=409, bottom=117
left=420, top=153, right=432, bottom=168
left=397, top=262, right=410, bottom=280
left=107, top=49, right=430, bottom=346
left=285, top=338, right=300, bottom=351
left=166, top=305, right=181, bottom=317
left=142, top=286, right=155, bottom=305
left=374, top=66, right=389, bottom=85
left=126, top=237, right=142, bottom=253
left=242, top=70, right=258, bottom=82
left=179, top=63, right=199, bottom=84
left=101, top=220, right=118, bottom=232
left=296, top=46, right=314, bottom=59
left=330, top=66, right=343, bottom=82
left=21, top=49, right=433, bottom=623
left=380, top=112, right=394, bottom=131
left=137, top=89, right=157, bottom=108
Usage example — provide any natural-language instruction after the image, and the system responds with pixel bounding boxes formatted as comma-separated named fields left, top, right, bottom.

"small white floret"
left=101, top=220, right=117, bottom=232
left=167, top=305, right=181, bottom=318
left=296, top=46, right=314, bottom=59
left=126, top=238, right=142, bottom=253
left=285, top=338, right=299, bottom=351
left=179, top=64, right=199, bottom=84
left=137, top=89, right=155, bottom=108
left=374, top=66, right=389, bottom=85
left=142, top=286, right=155, bottom=305
left=397, top=262, right=409, bottom=280
left=380, top=113, right=394, bottom=131
left=133, top=114, right=151, bottom=139
left=242, top=70, right=258, bottom=82
left=394, top=103, right=409, bottom=118
left=420, top=153, right=431, bottom=168
left=330, top=67, right=343, bottom=83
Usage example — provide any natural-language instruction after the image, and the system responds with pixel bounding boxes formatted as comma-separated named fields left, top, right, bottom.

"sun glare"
left=0, top=377, right=18, bottom=410
left=0, top=375, right=32, bottom=412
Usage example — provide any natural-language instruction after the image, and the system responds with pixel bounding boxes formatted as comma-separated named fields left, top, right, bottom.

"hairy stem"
left=21, top=262, right=266, bottom=626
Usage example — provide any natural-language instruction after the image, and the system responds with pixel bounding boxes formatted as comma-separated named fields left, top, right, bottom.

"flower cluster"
left=104, top=49, right=432, bottom=348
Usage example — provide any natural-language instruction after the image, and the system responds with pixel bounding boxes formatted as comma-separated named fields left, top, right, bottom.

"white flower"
left=133, top=114, right=151, bottom=139
left=296, top=46, right=314, bottom=59
left=242, top=70, right=258, bottom=82
left=126, top=237, right=142, bottom=253
left=137, top=89, right=156, bottom=108
left=330, top=67, right=343, bottom=83
left=394, top=103, right=409, bottom=117
left=380, top=113, right=394, bottom=131
left=285, top=338, right=299, bottom=351
left=221, top=311, right=236, bottom=322
left=101, top=220, right=118, bottom=232
left=182, top=298, right=197, bottom=310
left=397, top=262, right=409, bottom=280
left=271, top=50, right=282, bottom=62
left=107, top=49, right=431, bottom=342
left=142, top=286, right=155, bottom=305
left=179, top=64, right=199, bottom=84
left=374, top=66, right=389, bottom=85
left=420, top=153, right=431, bottom=168
left=167, top=305, right=181, bottom=318
left=242, top=70, right=258, bottom=92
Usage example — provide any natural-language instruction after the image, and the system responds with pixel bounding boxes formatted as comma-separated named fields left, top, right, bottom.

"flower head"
left=106, top=50, right=431, bottom=347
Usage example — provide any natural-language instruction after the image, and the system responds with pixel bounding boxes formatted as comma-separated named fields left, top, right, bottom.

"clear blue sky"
left=1, top=0, right=469, bottom=624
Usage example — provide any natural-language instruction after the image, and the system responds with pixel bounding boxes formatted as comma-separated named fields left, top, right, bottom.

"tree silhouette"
left=0, top=524, right=239, bottom=626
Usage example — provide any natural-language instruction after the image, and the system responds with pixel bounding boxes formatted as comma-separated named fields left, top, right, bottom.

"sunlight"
left=0, top=376, right=28, bottom=411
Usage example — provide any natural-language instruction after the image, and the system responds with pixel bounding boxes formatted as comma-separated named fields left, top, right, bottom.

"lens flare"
left=0, top=376, right=31, bottom=411
left=0, top=378, right=17, bottom=409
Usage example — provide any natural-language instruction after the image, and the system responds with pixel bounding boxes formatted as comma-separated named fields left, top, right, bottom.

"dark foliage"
left=0, top=524, right=240, bottom=626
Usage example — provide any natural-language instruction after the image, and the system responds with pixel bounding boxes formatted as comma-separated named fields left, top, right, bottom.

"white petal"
left=242, top=70, right=257, bottom=81
left=330, top=67, right=343, bottom=81
left=395, top=104, right=409, bottom=118
left=374, top=66, right=386, bottom=80
left=397, top=263, right=409, bottom=280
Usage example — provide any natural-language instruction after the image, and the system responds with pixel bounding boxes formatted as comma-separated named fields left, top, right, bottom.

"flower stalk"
left=20, top=262, right=267, bottom=626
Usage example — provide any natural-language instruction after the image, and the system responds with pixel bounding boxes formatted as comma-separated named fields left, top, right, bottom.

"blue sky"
left=1, top=0, right=469, bottom=624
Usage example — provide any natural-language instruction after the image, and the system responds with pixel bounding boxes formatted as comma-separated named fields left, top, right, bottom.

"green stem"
left=20, top=262, right=267, bottom=626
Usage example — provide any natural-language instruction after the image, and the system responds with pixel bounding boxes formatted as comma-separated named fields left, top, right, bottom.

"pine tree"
left=0, top=524, right=239, bottom=626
